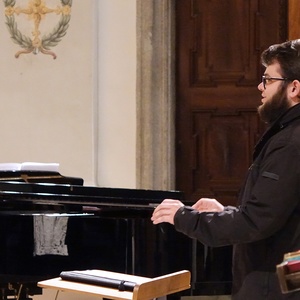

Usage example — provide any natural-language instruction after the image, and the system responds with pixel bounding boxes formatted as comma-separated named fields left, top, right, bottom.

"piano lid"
left=0, top=180, right=184, bottom=210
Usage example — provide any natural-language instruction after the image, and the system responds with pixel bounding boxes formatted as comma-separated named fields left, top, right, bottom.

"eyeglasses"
left=262, top=75, right=290, bottom=89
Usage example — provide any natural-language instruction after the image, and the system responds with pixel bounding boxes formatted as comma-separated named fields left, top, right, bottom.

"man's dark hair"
left=261, top=39, right=300, bottom=81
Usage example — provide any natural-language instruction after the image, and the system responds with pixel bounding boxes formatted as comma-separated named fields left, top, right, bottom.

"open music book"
left=0, top=162, right=59, bottom=172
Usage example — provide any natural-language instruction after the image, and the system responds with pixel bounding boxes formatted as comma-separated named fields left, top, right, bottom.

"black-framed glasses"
left=262, top=75, right=290, bottom=89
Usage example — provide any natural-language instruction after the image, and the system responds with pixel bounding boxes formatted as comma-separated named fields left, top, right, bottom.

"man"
left=151, top=39, right=300, bottom=299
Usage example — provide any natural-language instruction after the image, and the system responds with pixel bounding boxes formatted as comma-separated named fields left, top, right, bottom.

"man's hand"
left=151, top=199, right=184, bottom=225
left=192, top=198, right=224, bottom=212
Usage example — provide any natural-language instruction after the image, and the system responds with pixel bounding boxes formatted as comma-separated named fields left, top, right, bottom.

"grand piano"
left=0, top=171, right=232, bottom=299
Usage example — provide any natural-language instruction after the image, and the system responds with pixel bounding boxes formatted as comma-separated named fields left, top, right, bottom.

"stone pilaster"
left=136, top=0, right=175, bottom=190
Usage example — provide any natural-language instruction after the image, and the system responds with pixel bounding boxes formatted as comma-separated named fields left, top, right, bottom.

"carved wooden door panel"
left=175, top=0, right=288, bottom=206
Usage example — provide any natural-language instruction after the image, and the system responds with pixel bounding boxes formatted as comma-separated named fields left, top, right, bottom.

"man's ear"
left=289, top=80, right=300, bottom=100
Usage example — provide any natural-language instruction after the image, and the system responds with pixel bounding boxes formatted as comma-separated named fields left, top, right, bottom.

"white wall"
left=0, top=0, right=136, bottom=188
left=96, top=0, right=137, bottom=188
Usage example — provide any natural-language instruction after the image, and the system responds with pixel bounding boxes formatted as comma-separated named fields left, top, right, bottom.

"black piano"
left=0, top=171, right=232, bottom=299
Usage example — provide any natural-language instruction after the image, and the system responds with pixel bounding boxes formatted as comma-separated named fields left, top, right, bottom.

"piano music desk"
left=38, top=270, right=191, bottom=300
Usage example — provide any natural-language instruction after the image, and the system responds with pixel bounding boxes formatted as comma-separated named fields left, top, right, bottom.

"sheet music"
left=0, top=162, right=59, bottom=172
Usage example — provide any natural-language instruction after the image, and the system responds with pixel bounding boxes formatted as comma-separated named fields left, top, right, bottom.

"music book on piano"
left=0, top=162, right=59, bottom=172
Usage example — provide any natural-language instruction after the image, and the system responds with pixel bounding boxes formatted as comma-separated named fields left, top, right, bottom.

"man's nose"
left=257, top=81, right=264, bottom=91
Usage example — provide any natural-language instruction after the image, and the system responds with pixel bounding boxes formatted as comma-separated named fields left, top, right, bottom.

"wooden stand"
left=38, top=270, right=191, bottom=300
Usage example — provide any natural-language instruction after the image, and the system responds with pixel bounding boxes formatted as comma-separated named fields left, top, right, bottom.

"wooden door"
left=175, top=0, right=288, bottom=206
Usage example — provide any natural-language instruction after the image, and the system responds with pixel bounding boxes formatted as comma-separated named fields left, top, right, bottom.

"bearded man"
left=151, top=39, right=300, bottom=299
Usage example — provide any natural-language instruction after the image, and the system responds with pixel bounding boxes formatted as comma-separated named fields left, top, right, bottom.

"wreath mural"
left=4, top=0, right=72, bottom=59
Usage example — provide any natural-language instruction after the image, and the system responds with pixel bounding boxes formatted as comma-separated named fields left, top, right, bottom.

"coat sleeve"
left=173, top=140, right=300, bottom=247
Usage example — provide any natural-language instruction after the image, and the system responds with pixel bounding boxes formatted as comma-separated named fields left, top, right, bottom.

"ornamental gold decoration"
left=4, top=0, right=72, bottom=59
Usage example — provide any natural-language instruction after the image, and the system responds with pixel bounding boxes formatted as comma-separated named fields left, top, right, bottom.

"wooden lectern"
left=38, top=269, right=191, bottom=300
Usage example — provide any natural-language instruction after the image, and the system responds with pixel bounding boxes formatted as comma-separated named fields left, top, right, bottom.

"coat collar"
left=253, top=103, right=300, bottom=160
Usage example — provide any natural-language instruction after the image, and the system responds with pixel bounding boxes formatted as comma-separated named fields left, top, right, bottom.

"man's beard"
left=257, top=85, right=291, bottom=124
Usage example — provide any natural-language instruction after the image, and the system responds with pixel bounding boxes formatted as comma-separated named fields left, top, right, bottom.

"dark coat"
left=174, top=103, right=300, bottom=299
